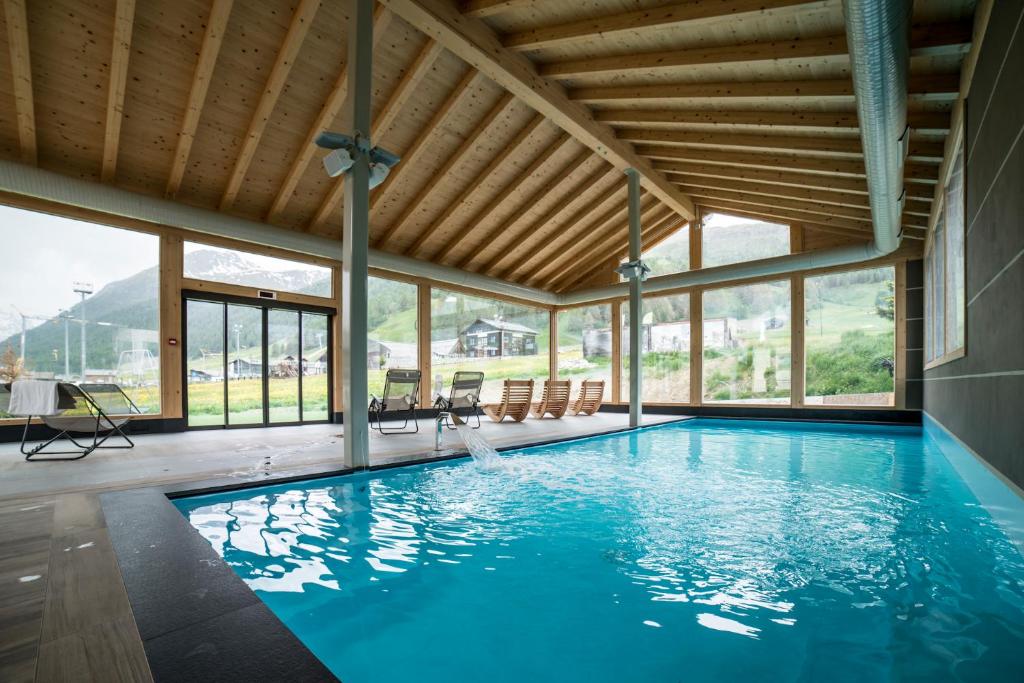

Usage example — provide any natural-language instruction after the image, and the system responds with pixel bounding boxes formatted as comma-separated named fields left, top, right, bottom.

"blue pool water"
left=175, top=420, right=1024, bottom=682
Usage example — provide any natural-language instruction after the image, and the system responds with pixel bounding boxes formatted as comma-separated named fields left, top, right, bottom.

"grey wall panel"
left=924, top=1, right=1024, bottom=488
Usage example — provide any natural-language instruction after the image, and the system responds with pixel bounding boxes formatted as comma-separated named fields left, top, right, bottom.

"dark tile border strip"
left=600, top=403, right=922, bottom=425
left=101, top=416, right=693, bottom=682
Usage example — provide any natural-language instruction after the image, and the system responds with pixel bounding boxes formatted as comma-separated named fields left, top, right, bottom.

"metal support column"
left=626, top=169, right=643, bottom=427
left=340, top=0, right=373, bottom=469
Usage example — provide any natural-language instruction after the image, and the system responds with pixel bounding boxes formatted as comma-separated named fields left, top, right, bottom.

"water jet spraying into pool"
left=436, top=412, right=501, bottom=469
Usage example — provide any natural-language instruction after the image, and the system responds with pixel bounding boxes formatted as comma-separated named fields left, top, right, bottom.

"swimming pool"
left=175, top=419, right=1024, bottom=682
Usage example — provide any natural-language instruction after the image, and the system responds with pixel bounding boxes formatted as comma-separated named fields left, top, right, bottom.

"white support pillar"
left=341, top=0, right=374, bottom=469
left=626, top=168, right=643, bottom=427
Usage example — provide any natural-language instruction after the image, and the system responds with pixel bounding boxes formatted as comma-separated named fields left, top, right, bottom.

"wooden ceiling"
left=0, top=0, right=976, bottom=293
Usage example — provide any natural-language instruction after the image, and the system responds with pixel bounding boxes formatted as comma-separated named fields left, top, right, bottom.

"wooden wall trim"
left=159, top=234, right=184, bottom=418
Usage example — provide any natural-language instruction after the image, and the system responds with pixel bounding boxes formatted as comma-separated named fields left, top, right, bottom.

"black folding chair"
left=433, top=371, right=484, bottom=429
left=369, top=369, right=422, bottom=435
left=17, top=382, right=140, bottom=461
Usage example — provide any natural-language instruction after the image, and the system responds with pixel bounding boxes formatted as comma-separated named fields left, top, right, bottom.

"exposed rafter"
left=459, top=149, right=593, bottom=271
left=539, top=22, right=972, bottom=78
left=372, top=39, right=446, bottom=143
left=461, top=0, right=535, bottom=19
left=635, top=145, right=941, bottom=183
left=501, top=0, right=816, bottom=51
left=266, top=5, right=394, bottom=223
left=483, top=163, right=612, bottom=277
left=374, top=92, right=516, bottom=249
left=594, top=109, right=952, bottom=133
left=309, top=45, right=465, bottom=233
left=4, top=0, right=36, bottom=165
left=404, top=114, right=545, bottom=258
left=569, top=73, right=960, bottom=102
left=369, top=67, right=479, bottom=215
left=378, top=0, right=696, bottom=221
left=219, top=0, right=320, bottom=211
left=101, top=0, right=136, bottom=183
left=511, top=179, right=628, bottom=283
left=434, top=132, right=574, bottom=263
left=166, top=0, right=234, bottom=198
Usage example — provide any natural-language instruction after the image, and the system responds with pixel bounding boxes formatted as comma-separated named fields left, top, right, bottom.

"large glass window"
left=0, top=206, right=161, bottom=416
left=702, top=280, right=791, bottom=404
left=925, top=132, right=966, bottom=365
left=557, top=305, right=612, bottom=401
left=641, top=294, right=691, bottom=403
left=804, top=267, right=895, bottom=406
left=620, top=225, right=690, bottom=281
left=702, top=212, right=790, bottom=268
left=183, top=242, right=332, bottom=297
left=367, top=276, right=419, bottom=398
left=431, top=289, right=549, bottom=403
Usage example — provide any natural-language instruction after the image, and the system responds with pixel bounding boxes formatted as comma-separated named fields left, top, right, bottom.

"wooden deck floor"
left=0, top=413, right=683, bottom=682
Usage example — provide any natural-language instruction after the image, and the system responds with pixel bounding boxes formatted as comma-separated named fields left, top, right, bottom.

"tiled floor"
left=0, top=412, right=683, bottom=682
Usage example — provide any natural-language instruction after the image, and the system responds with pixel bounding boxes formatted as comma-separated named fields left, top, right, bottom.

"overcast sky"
left=0, top=205, right=159, bottom=321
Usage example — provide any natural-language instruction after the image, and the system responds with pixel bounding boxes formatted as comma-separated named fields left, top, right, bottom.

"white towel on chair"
left=9, top=380, right=61, bottom=416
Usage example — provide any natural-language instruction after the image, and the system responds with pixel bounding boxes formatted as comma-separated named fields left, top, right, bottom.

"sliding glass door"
left=184, top=294, right=332, bottom=428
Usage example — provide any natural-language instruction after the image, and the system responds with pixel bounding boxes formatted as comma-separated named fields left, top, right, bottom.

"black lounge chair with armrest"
left=433, top=371, right=484, bottom=429
left=1, top=380, right=141, bottom=461
left=369, top=369, right=422, bottom=435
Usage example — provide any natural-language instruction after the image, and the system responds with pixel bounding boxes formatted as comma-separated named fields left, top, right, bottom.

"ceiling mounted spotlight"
left=315, top=131, right=401, bottom=182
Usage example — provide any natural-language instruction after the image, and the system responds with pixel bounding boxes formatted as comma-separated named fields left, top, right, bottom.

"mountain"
left=1, top=249, right=332, bottom=377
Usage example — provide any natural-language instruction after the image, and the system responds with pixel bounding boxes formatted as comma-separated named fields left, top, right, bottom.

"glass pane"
left=368, top=277, right=418, bottom=399
left=932, top=214, right=946, bottom=360
left=183, top=242, right=332, bottom=297
left=187, top=300, right=225, bottom=427
left=642, top=293, right=690, bottom=403
left=702, top=212, right=790, bottom=268
left=620, top=225, right=689, bottom=280
left=702, top=280, right=791, bottom=404
left=0, top=206, right=161, bottom=417
left=944, top=141, right=965, bottom=351
left=431, top=289, right=548, bottom=403
left=267, top=309, right=300, bottom=423
left=804, top=267, right=895, bottom=406
left=302, top=312, right=330, bottom=421
left=557, top=304, right=612, bottom=402
left=227, top=304, right=263, bottom=426
left=924, top=249, right=934, bottom=362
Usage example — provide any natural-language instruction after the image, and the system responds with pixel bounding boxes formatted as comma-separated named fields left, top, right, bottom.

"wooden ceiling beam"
left=368, top=67, right=478, bottom=216
left=266, top=6, right=395, bottom=223
left=101, top=0, right=136, bottom=183
left=619, top=128, right=864, bottom=156
left=595, top=109, right=951, bottom=134
left=546, top=203, right=672, bottom=291
left=701, top=203, right=926, bottom=242
left=684, top=191, right=927, bottom=232
left=501, top=0, right=816, bottom=51
left=654, top=161, right=936, bottom=204
left=635, top=145, right=941, bottom=183
left=166, top=0, right=234, bottom=198
left=433, top=132, right=575, bottom=263
left=513, top=180, right=628, bottom=284
left=667, top=174, right=873, bottom=210
left=404, top=114, right=545, bottom=258
left=373, top=92, right=515, bottom=249
left=219, top=0, right=320, bottom=211
left=461, top=150, right=594, bottom=272
left=378, top=0, right=695, bottom=221
left=462, top=0, right=536, bottom=18
left=3, top=0, right=36, bottom=165
left=569, top=73, right=960, bottom=103
left=540, top=21, right=972, bottom=78
left=558, top=213, right=685, bottom=293
left=486, top=164, right=612, bottom=278
left=372, top=40, right=446, bottom=143
left=310, top=61, right=475, bottom=233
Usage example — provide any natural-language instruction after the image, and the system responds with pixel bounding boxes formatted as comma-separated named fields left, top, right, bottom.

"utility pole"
left=73, top=282, right=93, bottom=380
left=61, top=311, right=70, bottom=378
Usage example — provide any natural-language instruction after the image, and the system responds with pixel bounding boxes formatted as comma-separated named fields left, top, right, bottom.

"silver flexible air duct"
left=562, top=0, right=912, bottom=306
left=0, top=0, right=910, bottom=309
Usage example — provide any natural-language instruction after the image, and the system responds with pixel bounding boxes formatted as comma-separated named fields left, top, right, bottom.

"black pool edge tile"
left=100, top=488, right=339, bottom=683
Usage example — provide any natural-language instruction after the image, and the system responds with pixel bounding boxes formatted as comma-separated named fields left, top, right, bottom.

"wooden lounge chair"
left=530, top=379, right=572, bottom=419
left=569, top=379, right=605, bottom=416
left=482, top=379, right=534, bottom=423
